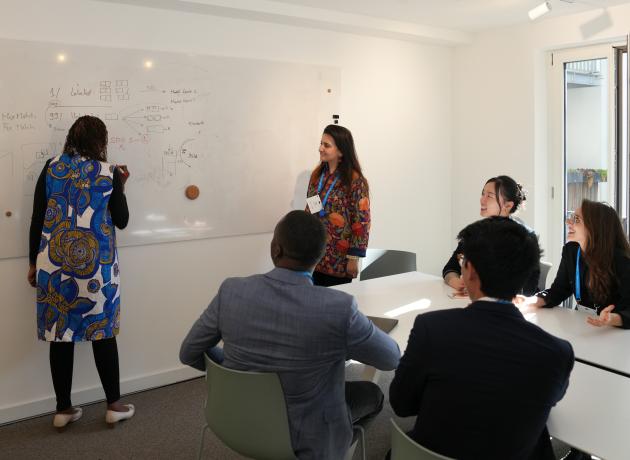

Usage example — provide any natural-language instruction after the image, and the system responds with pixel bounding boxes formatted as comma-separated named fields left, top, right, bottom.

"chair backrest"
left=538, top=260, right=552, bottom=291
left=204, top=355, right=296, bottom=460
left=390, top=419, right=455, bottom=460
left=360, top=249, right=417, bottom=281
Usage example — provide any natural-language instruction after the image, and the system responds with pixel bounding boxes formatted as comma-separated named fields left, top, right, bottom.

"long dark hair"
left=310, top=125, right=368, bottom=192
left=485, top=175, right=526, bottom=214
left=581, top=199, right=630, bottom=303
left=63, top=115, right=108, bottom=161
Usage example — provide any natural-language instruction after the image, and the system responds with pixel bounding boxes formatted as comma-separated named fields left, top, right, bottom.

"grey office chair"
left=360, top=249, right=417, bottom=281
left=390, top=419, right=455, bottom=460
left=199, top=355, right=364, bottom=460
left=539, top=260, right=552, bottom=291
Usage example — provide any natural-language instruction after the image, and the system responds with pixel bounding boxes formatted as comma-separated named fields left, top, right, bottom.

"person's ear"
left=462, top=259, right=479, bottom=285
left=270, top=237, right=283, bottom=261
left=468, top=261, right=480, bottom=282
left=504, top=201, right=514, bottom=213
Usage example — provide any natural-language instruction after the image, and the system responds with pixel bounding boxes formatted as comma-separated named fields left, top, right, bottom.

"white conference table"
left=334, top=271, right=630, bottom=459
left=335, top=271, right=468, bottom=345
left=548, top=362, right=630, bottom=460
left=528, top=307, right=630, bottom=377
left=335, top=271, right=630, bottom=376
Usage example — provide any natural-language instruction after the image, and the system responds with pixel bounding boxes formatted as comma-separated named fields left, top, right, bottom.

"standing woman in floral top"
left=306, top=125, right=370, bottom=286
left=27, top=116, right=135, bottom=430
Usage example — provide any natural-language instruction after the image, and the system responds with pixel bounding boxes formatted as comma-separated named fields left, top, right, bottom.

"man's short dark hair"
left=276, top=210, right=326, bottom=267
left=457, top=217, right=541, bottom=300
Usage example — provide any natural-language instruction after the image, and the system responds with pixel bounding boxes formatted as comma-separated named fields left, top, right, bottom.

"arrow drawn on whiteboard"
left=180, top=138, right=196, bottom=168
left=53, top=105, right=112, bottom=108
left=122, top=118, right=142, bottom=135
left=124, top=108, right=144, bottom=118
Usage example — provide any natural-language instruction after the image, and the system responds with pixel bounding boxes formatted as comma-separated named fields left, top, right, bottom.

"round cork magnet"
left=185, top=185, right=200, bottom=200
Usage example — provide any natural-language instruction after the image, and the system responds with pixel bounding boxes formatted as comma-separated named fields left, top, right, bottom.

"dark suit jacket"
left=390, top=300, right=574, bottom=460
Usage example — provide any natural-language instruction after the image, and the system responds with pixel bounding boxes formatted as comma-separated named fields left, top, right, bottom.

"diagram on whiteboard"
left=0, top=38, right=340, bottom=259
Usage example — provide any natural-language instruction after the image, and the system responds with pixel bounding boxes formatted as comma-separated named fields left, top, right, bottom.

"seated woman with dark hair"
left=532, top=199, right=630, bottom=329
left=443, top=175, right=540, bottom=296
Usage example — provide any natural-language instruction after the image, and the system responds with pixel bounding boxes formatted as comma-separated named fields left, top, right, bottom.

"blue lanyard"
left=575, top=247, right=581, bottom=302
left=478, top=296, right=513, bottom=305
left=317, top=168, right=339, bottom=218
left=296, top=271, right=314, bottom=283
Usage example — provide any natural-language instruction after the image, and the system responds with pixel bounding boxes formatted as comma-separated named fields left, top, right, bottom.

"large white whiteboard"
left=0, top=38, right=339, bottom=259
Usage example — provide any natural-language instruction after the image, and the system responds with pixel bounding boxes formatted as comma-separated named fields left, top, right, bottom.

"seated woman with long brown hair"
left=531, top=199, right=630, bottom=328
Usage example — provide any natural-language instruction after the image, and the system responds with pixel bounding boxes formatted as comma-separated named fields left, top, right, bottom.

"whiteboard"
left=0, top=38, right=339, bottom=259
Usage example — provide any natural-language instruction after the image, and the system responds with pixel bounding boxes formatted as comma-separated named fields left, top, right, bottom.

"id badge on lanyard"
left=307, top=170, right=338, bottom=217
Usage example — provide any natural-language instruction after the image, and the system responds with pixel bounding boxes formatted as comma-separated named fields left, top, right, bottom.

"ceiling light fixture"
left=528, top=1, right=552, bottom=20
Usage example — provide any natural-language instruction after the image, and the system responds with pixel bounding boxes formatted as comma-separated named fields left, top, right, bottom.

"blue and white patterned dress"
left=36, top=153, right=121, bottom=342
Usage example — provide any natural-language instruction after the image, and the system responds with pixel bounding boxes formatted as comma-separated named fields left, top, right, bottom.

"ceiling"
left=270, top=0, right=630, bottom=32
left=100, top=0, right=630, bottom=45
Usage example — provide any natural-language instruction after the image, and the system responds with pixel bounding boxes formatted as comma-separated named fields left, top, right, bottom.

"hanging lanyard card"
left=307, top=169, right=338, bottom=215
left=306, top=195, right=323, bottom=214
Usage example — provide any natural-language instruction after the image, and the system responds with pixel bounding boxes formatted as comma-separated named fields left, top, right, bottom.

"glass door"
left=548, top=44, right=618, bottom=284
left=564, top=57, right=612, bottom=213
left=617, top=48, right=628, bottom=234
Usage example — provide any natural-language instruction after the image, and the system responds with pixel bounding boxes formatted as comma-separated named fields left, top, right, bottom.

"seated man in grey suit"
left=180, top=210, right=400, bottom=459
left=390, top=217, right=574, bottom=460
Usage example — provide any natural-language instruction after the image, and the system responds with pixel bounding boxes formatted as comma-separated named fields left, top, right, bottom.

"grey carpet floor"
left=0, top=365, right=413, bottom=460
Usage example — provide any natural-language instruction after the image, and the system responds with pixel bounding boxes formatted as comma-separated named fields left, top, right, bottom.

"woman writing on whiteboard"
left=306, top=124, right=370, bottom=286
left=27, top=115, right=135, bottom=430
left=443, top=175, right=540, bottom=295
left=528, top=200, right=630, bottom=328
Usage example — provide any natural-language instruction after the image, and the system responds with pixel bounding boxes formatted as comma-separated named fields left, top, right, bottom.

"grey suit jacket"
left=180, top=267, right=400, bottom=459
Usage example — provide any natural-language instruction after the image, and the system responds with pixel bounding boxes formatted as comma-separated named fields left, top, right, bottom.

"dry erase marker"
left=117, top=164, right=130, bottom=179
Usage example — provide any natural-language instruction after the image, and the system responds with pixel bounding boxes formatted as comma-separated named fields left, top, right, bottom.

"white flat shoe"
left=53, top=407, right=83, bottom=432
left=105, top=403, right=135, bottom=427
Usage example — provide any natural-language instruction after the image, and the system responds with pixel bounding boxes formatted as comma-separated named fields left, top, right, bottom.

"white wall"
left=0, top=0, right=453, bottom=423
left=452, top=4, right=630, bottom=271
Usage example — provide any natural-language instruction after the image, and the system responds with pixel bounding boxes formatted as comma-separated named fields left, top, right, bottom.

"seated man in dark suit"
left=180, top=210, right=400, bottom=460
left=390, top=217, right=574, bottom=460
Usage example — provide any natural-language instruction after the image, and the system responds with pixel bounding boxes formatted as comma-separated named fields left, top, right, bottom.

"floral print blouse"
left=307, top=167, right=370, bottom=277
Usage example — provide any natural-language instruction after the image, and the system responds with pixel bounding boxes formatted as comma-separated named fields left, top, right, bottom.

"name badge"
left=306, top=195, right=323, bottom=214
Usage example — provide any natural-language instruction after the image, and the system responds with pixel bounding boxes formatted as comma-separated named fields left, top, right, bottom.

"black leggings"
left=49, top=337, right=120, bottom=412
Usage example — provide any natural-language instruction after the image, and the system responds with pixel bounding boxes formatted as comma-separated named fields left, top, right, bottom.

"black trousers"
left=345, top=381, right=384, bottom=430
left=313, top=271, right=353, bottom=287
left=49, top=337, right=121, bottom=411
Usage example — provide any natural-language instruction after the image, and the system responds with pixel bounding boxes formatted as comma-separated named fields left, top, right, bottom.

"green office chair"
left=538, top=260, right=552, bottom=290
left=199, top=355, right=364, bottom=460
left=390, top=419, right=455, bottom=460
left=198, top=355, right=296, bottom=460
left=360, top=249, right=417, bottom=281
